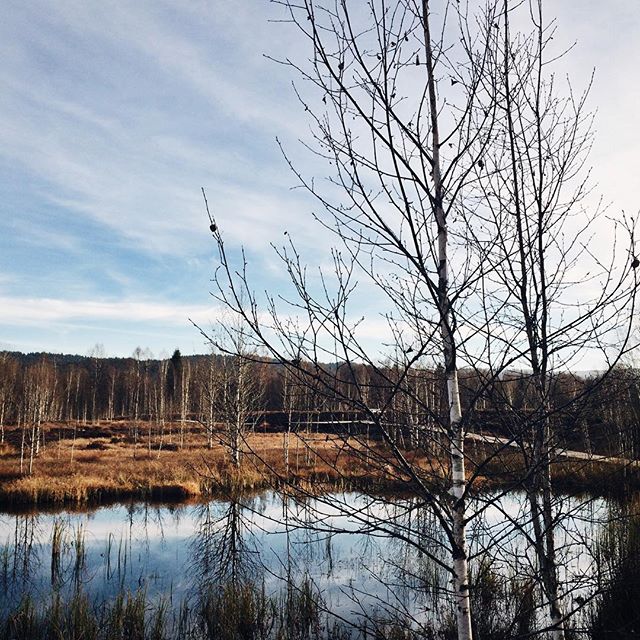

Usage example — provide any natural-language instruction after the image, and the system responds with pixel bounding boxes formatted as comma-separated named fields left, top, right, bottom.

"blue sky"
left=1, top=0, right=638, bottom=359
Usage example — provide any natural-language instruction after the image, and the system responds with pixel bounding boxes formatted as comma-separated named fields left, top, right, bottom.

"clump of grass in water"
left=278, top=575, right=322, bottom=640
left=0, top=591, right=165, bottom=640
left=358, top=555, right=541, bottom=640
left=2, top=596, right=39, bottom=640
left=468, top=559, right=538, bottom=640
left=589, top=506, right=640, bottom=638
left=105, top=590, right=155, bottom=640
left=200, top=582, right=275, bottom=640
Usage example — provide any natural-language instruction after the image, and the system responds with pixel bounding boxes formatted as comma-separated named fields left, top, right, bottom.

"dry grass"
left=0, top=421, right=636, bottom=508
left=467, top=441, right=640, bottom=496
left=0, top=422, right=421, bottom=508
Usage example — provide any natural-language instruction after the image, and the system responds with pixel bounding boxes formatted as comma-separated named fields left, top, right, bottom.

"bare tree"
left=459, top=1, right=639, bottom=635
left=22, top=358, right=56, bottom=474
left=204, top=0, right=638, bottom=637
left=87, top=343, right=105, bottom=424
left=0, top=354, right=18, bottom=444
left=201, top=317, right=265, bottom=468
left=205, top=0, right=505, bottom=636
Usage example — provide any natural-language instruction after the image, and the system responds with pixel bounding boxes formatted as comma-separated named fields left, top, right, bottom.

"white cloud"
left=0, top=0, right=316, bottom=258
left=0, top=296, right=218, bottom=326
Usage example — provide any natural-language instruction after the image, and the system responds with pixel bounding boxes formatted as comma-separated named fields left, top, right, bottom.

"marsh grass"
left=200, top=582, right=275, bottom=640
left=0, top=577, right=344, bottom=640
left=357, top=562, right=543, bottom=640
left=589, top=505, right=640, bottom=638
left=0, top=528, right=629, bottom=639
left=0, top=424, right=418, bottom=508
left=1, top=591, right=160, bottom=640
left=0, top=422, right=638, bottom=509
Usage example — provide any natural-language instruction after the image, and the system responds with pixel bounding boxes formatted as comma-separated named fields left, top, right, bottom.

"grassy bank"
left=0, top=421, right=638, bottom=508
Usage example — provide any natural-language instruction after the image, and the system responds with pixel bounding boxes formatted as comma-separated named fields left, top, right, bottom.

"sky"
left=0, top=0, right=638, bottom=360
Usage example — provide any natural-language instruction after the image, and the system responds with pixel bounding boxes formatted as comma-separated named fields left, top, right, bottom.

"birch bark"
left=423, top=1, right=472, bottom=637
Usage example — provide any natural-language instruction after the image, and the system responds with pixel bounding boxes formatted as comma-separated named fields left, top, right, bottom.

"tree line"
left=1, top=349, right=638, bottom=459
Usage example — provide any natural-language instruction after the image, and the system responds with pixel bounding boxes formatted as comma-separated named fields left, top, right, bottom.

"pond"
left=0, top=491, right=635, bottom=638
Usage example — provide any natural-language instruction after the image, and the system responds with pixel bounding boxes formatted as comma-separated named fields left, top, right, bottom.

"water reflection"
left=191, top=498, right=259, bottom=590
left=0, top=491, right=631, bottom=635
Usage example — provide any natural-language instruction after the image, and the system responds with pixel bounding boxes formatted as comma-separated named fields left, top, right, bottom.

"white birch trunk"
left=423, top=1, right=473, bottom=636
left=448, top=374, right=472, bottom=639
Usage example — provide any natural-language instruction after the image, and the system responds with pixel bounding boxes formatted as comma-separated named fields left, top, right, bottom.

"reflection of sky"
left=0, top=492, right=610, bottom=626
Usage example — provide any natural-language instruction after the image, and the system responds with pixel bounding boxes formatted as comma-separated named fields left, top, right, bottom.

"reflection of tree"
left=2, top=514, right=40, bottom=599
left=343, top=496, right=452, bottom=634
left=190, top=498, right=258, bottom=592
left=189, top=498, right=282, bottom=640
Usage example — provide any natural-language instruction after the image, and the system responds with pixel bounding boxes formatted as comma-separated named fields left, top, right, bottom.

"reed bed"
left=0, top=579, right=345, bottom=640
left=0, top=563, right=598, bottom=639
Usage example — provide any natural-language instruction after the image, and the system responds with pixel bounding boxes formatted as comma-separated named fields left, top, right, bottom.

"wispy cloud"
left=0, top=296, right=217, bottom=327
left=0, top=0, right=314, bottom=258
left=0, top=0, right=638, bottom=361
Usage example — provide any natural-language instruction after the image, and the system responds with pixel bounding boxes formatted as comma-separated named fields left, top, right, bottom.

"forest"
left=1, top=348, right=639, bottom=471
left=1, top=347, right=640, bottom=639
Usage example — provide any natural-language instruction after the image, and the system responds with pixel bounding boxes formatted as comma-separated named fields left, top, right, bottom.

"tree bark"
left=423, top=1, right=472, bottom=637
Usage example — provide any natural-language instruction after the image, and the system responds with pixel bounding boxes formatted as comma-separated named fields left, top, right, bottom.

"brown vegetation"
left=0, top=420, right=638, bottom=509
left=0, top=420, right=404, bottom=508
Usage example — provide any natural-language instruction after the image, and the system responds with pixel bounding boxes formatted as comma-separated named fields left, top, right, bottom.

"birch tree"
left=0, top=354, right=17, bottom=444
left=203, top=319, right=265, bottom=467
left=206, top=1, right=505, bottom=636
left=458, top=1, right=639, bottom=636
left=203, top=0, right=638, bottom=636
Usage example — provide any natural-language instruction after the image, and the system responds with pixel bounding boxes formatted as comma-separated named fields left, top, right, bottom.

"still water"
left=0, top=491, right=621, bottom=632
